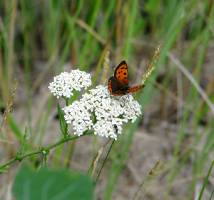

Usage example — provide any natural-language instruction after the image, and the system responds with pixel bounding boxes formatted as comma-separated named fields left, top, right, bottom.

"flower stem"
left=0, top=132, right=92, bottom=172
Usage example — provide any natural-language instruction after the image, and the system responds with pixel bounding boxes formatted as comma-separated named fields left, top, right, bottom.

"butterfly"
left=108, top=61, right=144, bottom=96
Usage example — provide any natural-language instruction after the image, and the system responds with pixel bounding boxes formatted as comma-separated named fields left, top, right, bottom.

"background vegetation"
left=0, top=0, right=214, bottom=199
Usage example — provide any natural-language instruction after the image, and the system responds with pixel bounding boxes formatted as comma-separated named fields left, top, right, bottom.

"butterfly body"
left=108, top=76, right=129, bottom=95
left=108, top=61, right=144, bottom=96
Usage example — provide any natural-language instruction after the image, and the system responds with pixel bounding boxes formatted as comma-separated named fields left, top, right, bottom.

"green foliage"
left=12, top=165, right=94, bottom=200
left=198, top=160, right=214, bottom=200
left=0, top=0, right=213, bottom=199
left=57, top=103, right=68, bottom=137
left=7, top=115, right=25, bottom=142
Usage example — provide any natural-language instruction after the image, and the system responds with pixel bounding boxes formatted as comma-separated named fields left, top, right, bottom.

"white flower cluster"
left=49, top=70, right=142, bottom=140
left=63, top=101, right=93, bottom=136
left=48, top=70, right=91, bottom=98
left=63, top=85, right=142, bottom=140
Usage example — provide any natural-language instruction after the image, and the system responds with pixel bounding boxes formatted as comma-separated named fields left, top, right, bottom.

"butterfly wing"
left=108, top=76, right=129, bottom=95
left=108, top=60, right=143, bottom=96
left=114, top=60, right=129, bottom=85
left=127, top=84, right=144, bottom=93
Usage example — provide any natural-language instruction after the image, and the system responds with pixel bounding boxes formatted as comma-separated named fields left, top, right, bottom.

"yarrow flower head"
left=49, top=69, right=142, bottom=140
left=63, top=101, right=93, bottom=136
left=48, top=69, right=91, bottom=98
left=63, top=85, right=142, bottom=140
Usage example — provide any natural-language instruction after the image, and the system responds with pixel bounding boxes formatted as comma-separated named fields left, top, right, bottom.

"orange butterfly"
left=108, top=61, right=144, bottom=96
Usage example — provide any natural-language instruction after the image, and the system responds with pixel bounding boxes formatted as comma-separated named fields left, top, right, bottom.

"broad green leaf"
left=12, top=165, right=94, bottom=200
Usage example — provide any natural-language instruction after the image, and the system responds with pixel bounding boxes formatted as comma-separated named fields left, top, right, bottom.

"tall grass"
left=0, top=0, right=213, bottom=199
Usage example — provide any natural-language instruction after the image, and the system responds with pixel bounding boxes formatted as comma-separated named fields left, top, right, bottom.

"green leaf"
left=12, top=165, right=94, bottom=200
left=7, top=116, right=31, bottom=153
left=57, top=103, right=68, bottom=136
left=7, top=115, right=24, bottom=142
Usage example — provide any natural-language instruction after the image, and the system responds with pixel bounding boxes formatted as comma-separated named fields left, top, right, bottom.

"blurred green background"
left=0, top=0, right=214, bottom=199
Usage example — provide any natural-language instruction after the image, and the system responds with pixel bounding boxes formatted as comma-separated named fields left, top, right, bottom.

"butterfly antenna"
left=141, top=45, right=161, bottom=85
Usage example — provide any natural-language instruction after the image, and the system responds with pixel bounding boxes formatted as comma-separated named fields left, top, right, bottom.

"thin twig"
left=75, top=19, right=106, bottom=45
left=7, top=0, right=17, bottom=91
left=100, top=50, right=110, bottom=84
left=168, top=53, right=214, bottom=115
left=0, top=132, right=92, bottom=172
left=141, top=45, right=161, bottom=85
left=132, top=160, right=163, bottom=200
left=88, top=139, right=111, bottom=177
left=0, top=80, right=18, bottom=139
left=91, top=146, right=104, bottom=177
left=95, top=139, right=115, bottom=183
left=130, top=39, right=214, bottom=115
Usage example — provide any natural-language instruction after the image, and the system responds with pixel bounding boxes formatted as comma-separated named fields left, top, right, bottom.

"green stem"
left=198, top=160, right=214, bottom=200
left=0, top=132, right=92, bottom=172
